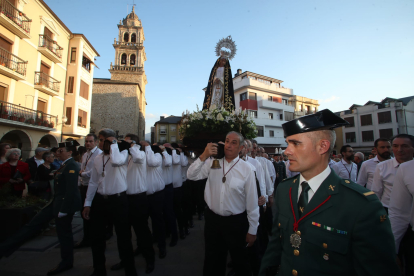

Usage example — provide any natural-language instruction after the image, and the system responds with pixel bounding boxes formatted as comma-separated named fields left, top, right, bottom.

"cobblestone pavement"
left=0, top=215, right=205, bottom=276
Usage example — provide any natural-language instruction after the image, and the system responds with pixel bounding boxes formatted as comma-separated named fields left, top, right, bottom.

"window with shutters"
left=40, top=62, right=50, bottom=75
left=0, top=36, right=13, bottom=52
left=82, top=55, right=92, bottom=71
left=345, top=132, right=356, bottom=143
left=78, top=109, right=87, bottom=128
left=379, top=128, right=393, bottom=139
left=378, top=111, right=392, bottom=124
left=344, top=117, right=355, bottom=127
left=360, top=114, right=372, bottom=126
left=268, top=96, right=272, bottom=101
left=170, top=136, right=176, bottom=142
left=67, top=77, right=74, bottom=93
left=70, top=48, right=76, bottom=63
left=269, top=130, right=274, bottom=137
left=249, top=92, right=257, bottom=101
left=284, top=111, right=293, bottom=121
left=249, top=110, right=257, bottom=118
left=257, top=126, right=264, bottom=137
left=362, top=130, right=374, bottom=142
left=80, top=80, right=89, bottom=100
left=0, top=85, right=7, bottom=101
left=44, top=27, right=53, bottom=39
left=269, top=113, right=273, bottom=119
left=37, top=99, right=47, bottom=113
left=65, top=107, right=72, bottom=125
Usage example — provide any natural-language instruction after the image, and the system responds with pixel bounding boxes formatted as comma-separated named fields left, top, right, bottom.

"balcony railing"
left=0, top=100, right=57, bottom=128
left=34, top=71, right=60, bottom=92
left=0, top=0, right=31, bottom=34
left=113, top=41, right=143, bottom=47
left=38, top=35, right=63, bottom=58
left=110, top=64, right=143, bottom=72
left=0, top=46, right=27, bottom=76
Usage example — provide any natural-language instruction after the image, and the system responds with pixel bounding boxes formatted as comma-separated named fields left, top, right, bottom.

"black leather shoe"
left=74, top=240, right=90, bottom=249
left=111, top=262, right=124, bottom=271
left=134, top=247, right=141, bottom=256
left=145, top=262, right=155, bottom=274
left=169, top=239, right=177, bottom=247
left=47, top=263, right=73, bottom=275
left=159, top=248, right=166, bottom=259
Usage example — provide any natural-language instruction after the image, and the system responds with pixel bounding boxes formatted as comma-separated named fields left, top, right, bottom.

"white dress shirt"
left=34, top=156, right=44, bottom=167
left=246, top=156, right=267, bottom=202
left=266, top=158, right=276, bottom=184
left=328, top=159, right=336, bottom=168
left=286, top=160, right=300, bottom=178
left=331, top=159, right=357, bottom=182
left=126, top=145, right=147, bottom=194
left=372, top=158, right=401, bottom=208
left=80, top=146, right=102, bottom=186
left=181, top=154, right=189, bottom=182
left=161, top=151, right=173, bottom=185
left=298, top=165, right=331, bottom=202
left=172, top=150, right=183, bottom=188
left=84, top=144, right=128, bottom=207
left=356, top=155, right=381, bottom=190
left=256, top=156, right=274, bottom=196
left=145, top=146, right=165, bottom=195
left=389, top=160, right=414, bottom=252
left=187, top=156, right=260, bottom=235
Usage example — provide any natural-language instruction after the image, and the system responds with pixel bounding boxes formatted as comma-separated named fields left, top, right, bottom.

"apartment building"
left=0, top=0, right=98, bottom=159
left=153, top=115, right=182, bottom=144
left=336, top=96, right=414, bottom=153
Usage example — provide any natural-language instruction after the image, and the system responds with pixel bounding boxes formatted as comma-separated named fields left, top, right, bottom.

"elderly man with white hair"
left=354, top=151, right=364, bottom=177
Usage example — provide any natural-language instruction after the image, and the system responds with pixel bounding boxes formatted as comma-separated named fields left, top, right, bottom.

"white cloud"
left=319, top=96, right=340, bottom=103
left=146, top=113, right=157, bottom=119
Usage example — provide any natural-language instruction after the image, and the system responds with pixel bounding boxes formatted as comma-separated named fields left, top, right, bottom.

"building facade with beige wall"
left=0, top=0, right=98, bottom=159
left=153, top=116, right=182, bottom=144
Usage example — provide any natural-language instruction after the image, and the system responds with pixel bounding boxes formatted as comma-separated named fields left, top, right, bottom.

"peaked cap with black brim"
left=282, top=109, right=349, bottom=138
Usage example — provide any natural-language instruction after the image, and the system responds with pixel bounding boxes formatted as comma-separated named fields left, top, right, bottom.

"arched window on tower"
left=124, top=32, right=129, bottom=42
left=130, top=54, right=136, bottom=66
left=121, top=53, right=127, bottom=65
left=131, top=33, right=136, bottom=43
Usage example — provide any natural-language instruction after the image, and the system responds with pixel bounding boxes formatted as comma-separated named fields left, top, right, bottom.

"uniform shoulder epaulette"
left=340, top=179, right=377, bottom=201
left=280, top=175, right=299, bottom=184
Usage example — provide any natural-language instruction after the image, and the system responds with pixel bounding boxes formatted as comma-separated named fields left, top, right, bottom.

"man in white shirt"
left=110, top=134, right=155, bottom=274
left=187, top=131, right=259, bottom=276
left=331, top=145, right=357, bottom=182
left=389, top=159, right=414, bottom=275
left=82, top=128, right=137, bottom=276
left=372, top=134, right=414, bottom=212
left=259, top=109, right=399, bottom=276
left=286, top=159, right=300, bottom=178
left=245, top=140, right=266, bottom=206
left=75, top=133, right=102, bottom=249
left=357, top=138, right=391, bottom=190
left=252, top=141, right=273, bottom=207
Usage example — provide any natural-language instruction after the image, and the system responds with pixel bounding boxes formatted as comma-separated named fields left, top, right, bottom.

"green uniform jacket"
left=259, top=170, right=400, bottom=276
left=52, top=158, right=82, bottom=216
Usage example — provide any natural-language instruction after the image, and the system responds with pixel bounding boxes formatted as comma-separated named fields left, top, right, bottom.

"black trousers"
left=173, top=186, right=185, bottom=233
left=148, top=189, right=166, bottom=250
left=89, top=192, right=136, bottom=275
left=181, top=180, right=194, bottom=227
left=163, top=184, right=178, bottom=240
left=196, top=179, right=207, bottom=215
left=79, top=185, right=91, bottom=244
left=203, top=208, right=252, bottom=276
left=0, top=204, right=74, bottom=266
left=265, top=204, right=273, bottom=236
left=127, top=193, right=155, bottom=263
left=400, top=226, right=414, bottom=276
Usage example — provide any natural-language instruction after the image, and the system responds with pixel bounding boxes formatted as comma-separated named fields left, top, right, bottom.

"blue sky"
left=45, top=0, right=414, bottom=135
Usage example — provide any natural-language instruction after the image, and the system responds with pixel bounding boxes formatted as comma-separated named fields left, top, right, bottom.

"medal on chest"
left=290, top=232, right=301, bottom=248
left=222, top=176, right=226, bottom=183
left=222, top=159, right=240, bottom=184
left=102, top=171, right=105, bottom=177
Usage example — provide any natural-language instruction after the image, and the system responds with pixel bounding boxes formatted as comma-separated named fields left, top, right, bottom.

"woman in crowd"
left=33, top=151, right=55, bottom=200
left=0, top=143, right=11, bottom=165
left=0, top=148, right=31, bottom=197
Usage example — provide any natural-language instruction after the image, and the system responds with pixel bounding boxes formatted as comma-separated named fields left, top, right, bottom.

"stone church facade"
left=91, top=6, right=147, bottom=139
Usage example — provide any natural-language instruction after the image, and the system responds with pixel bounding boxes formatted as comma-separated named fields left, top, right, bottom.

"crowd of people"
left=0, top=109, right=413, bottom=276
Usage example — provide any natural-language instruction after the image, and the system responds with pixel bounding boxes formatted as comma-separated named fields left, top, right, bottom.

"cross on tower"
left=127, top=0, right=136, bottom=13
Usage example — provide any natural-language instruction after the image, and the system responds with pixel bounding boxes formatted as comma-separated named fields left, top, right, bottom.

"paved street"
left=0, top=214, right=205, bottom=276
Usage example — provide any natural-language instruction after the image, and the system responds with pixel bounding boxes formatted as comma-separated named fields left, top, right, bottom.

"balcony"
left=240, top=99, right=258, bottom=111
left=258, top=100, right=294, bottom=111
left=0, top=46, right=27, bottom=80
left=109, top=64, right=143, bottom=73
left=0, top=100, right=57, bottom=131
left=0, top=0, right=31, bottom=39
left=113, top=40, right=143, bottom=48
left=38, top=35, right=63, bottom=63
left=34, top=71, right=60, bottom=96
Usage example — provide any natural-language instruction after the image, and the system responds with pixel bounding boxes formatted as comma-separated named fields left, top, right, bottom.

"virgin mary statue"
left=202, top=36, right=236, bottom=111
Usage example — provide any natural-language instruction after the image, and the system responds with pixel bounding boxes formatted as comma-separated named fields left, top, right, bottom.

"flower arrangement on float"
left=179, top=104, right=257, bottom=140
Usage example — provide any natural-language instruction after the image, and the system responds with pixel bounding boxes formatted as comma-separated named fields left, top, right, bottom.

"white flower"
left=217, top=113, right=224, bottom=121
left=231, top=124, right=234, bottom=128
left=209, top=104, right=217, bottom=111
left=187, top=124, right=190, bottom=128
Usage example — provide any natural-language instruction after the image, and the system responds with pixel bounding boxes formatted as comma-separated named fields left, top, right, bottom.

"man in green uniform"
left=0, top=141, right=82, bottom=276
left=259, top=109, right=400, bottom=276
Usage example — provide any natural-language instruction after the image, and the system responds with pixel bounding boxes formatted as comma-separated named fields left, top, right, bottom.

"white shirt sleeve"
left=389, top=166, right=411, bottom=253
left=181, top=154, right=188, bottom=167
left=286, top=162, right=292, bottom=178
left=172, top=150, right=180, bottom=165
left=162, top=152, right=172, bottom=167
left=331, top=162, right=340, bottom=176
left=129, top=145, right=145, bottom=164
left=371, top=165, right=384, bottom=201
left=187, top=158, right=211, bottom=180
left=146, top=146, right=162, bottom=167
left=245, top=168, right=260, bottom=235
left=356, top=162, right=368, bottom=186
left=110, top=144, right=128, bottom=166
left=84, top=160, right=99, bottom=207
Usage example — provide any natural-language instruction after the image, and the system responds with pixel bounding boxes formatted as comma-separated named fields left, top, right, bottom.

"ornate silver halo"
left=215, top=36, right=237, bottom=60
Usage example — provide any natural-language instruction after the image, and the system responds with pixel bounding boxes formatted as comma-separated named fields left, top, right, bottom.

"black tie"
left=298, top=181, right=311, bottom=217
